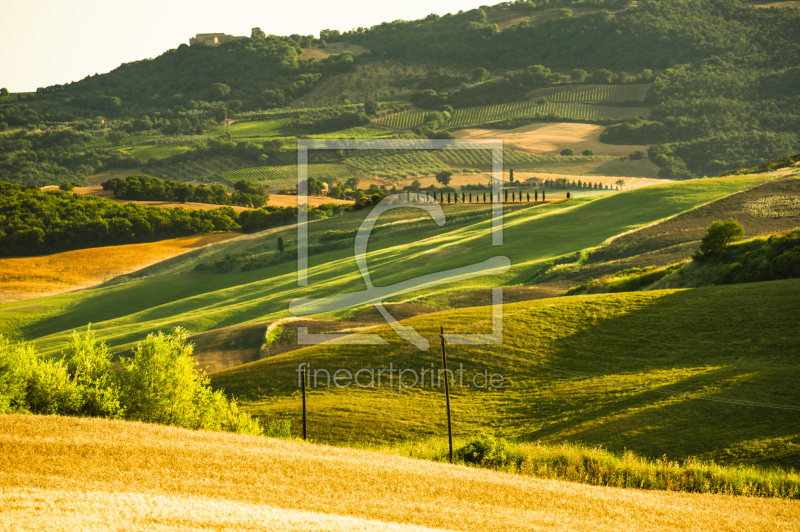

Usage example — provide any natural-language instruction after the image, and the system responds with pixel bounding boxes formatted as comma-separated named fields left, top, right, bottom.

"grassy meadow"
left=214, top=279, right=800, bottom=469
left=2, top=415, right=797, bottom=531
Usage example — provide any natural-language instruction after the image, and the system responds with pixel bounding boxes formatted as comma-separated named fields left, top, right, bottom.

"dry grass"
left=297, top=43, right=369, bottom=61
left=454, top=122, right=651, bottom=157
left=0, top=233, right=239, bottom=303
left=267, top=194, right=352, bottom=207
left=1, top=415, right=798, bottom=531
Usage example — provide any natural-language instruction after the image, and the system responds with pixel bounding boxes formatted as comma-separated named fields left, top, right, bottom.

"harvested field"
left=454, top=122, right=651, bottom=157
left=268, top=194, right=352, bottom=207
left=396, top=173, right=491, bottom=189
left=510, top=173, right=670, bottom=189
left=2, top=415, right=798, bottom=532
left=0, top=234, right=238, bottom=303
left=297, top=43, right=368, bottom=61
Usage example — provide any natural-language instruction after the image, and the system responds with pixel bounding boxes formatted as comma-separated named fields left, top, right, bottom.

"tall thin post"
left=439, top=326, right=454, bottom=464
left=302, top=365, right=307, bottom=441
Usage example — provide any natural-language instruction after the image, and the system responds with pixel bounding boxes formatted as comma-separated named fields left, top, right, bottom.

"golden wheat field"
left=0, top=233, right=239, bottom=303
left=454, top=123, right=650, bottom=157
left=1, top=415, right=798, bottom=531
left=266, top=194, right=353, bottom=207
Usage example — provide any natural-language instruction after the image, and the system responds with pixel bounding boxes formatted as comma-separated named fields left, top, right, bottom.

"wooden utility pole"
left=302, top=365, right=307, bottom=441
left=439, top=326, right=454, bottom=464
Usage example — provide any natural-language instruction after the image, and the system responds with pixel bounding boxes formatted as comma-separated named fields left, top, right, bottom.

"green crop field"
left=126, top=144, right=192, bottom=163
left=0, top=92, right=33, bottom=103
left=376, top=101, right=650, bottom=131
left=211, top=118, right=294, bottom=138
left=528, top=83, right=651, bottom=103
left=439, top=149, right=607, bottom=167
left=309, top=127, right=395, bottom=139
left=344, top=150, right=464, bottom=179
left=0, top=175, right=770, bottom=357
left=218, top=163, right=356, bottom=185
left=146, top=155, right=252, bottom=183
left=373, top=110, right=428, bottom=129
left=449, top=101, right=650, bottom=127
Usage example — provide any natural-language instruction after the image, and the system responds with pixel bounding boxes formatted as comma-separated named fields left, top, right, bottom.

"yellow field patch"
left=0, top=233, right=239, bottom=303
left=454, top=122, right=651, bottom=157
left=297, top=43, right=369, bottom=61
left=1, top=415, right=797, bottom=532
left=267, top=194, right=352, bottom=207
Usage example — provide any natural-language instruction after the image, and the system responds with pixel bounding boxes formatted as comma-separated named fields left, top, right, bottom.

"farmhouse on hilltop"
left=189, top=28, right=263, bottom=46
left=190, top=33, right=238, bottom=46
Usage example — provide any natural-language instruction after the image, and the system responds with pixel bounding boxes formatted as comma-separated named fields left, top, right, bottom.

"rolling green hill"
left=213, top=278, right=800, bottom=469
left=0, top=175, right=771, bottom=355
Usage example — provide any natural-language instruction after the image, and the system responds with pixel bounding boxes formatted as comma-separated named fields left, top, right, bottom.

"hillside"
left=212, top=278, right=800, bottom=469
left=0, top=175, right=771, bottom=353
left=2, top=415, right=798, bottom=531
left=1, top=0, right=798, bottom=190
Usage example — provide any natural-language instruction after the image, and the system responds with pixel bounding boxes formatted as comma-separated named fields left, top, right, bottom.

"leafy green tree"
left=694, top=218, right=745, bottom=261
left=0, top=88, right=8, bottom=96
left=59, top=182, right=74, bottom=191
left=582, top=149, right=594, bottom=156
left=211, top=83, right=231, bottom=100
left=363, top=99, right=378, bottom=116
left=435, top=170, right=453, bottom=186
left=472, top=68, right=489, bottom=82
left=587, top=69, right=613, bottom=83
left=535, top=97, right=548, bottom=105
left=570, top=69, right=587, bottom=82
left=558, top=8, right=573, bottom=18
left=561, top=148, right=575, bottom=156
left=278, top=236, right=285, bottom=254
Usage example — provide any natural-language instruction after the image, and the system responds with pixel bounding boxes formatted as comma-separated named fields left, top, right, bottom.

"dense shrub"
left=457, top=434, right=518, bottom=468
left=0, top=328, right=262, bottom=435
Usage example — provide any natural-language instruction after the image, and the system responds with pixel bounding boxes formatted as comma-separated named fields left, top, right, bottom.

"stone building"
left=190, top=33, right=239, bottom=46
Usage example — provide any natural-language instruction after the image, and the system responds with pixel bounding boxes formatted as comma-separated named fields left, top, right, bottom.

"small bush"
left=456, top=433, right=518, bottom=468
left=582, top=149, right=594, bottom=156
left=560, top=148, right=575, bottom=156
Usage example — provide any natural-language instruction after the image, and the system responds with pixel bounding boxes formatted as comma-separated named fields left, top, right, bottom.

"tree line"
left=103, top=175, right=270, bottom=208
left=0, top=181, right=355, bottom=257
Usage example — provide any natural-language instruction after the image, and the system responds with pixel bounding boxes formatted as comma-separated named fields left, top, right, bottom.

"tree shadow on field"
left=510, top=279, right=800, bottom=468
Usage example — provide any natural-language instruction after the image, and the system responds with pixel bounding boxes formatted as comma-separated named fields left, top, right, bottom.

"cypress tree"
left=535, top=190, right=538, bottom=201
left=543, top=190, right=546, bottom=201
left=504, top=190, right=508, bottom=203
left=527, top=192, right=530, bottom=202
left=483, top=192, right=486, bottom=203
left=447, top=192, right=451, bottom=203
